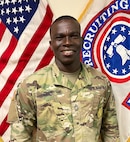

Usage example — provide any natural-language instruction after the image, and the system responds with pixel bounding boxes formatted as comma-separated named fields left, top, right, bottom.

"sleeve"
left=101, top=80, right=120, bottom=142
left=7, top=80, right=36, bottom=142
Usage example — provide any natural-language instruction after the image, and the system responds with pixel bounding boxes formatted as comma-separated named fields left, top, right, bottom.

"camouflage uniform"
left=7, top=63, right=120, bottom=142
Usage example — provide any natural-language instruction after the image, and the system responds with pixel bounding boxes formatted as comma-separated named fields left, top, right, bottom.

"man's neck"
left=55, top=60, right=81, bottom=73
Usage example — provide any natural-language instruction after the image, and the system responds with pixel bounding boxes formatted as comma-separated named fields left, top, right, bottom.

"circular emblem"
left=82, top=11, right=130, bottom=83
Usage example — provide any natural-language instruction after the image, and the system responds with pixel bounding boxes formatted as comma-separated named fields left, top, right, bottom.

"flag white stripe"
left=0, top=28, right=12, bottom=57
left=2, top=127, right=11, bottom=142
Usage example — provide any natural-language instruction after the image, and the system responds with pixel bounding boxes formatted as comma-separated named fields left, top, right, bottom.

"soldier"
left=7, top=15, right=120, bottom=142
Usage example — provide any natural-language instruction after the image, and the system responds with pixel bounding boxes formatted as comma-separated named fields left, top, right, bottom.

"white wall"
left=48, top=0, right=88, bottom=19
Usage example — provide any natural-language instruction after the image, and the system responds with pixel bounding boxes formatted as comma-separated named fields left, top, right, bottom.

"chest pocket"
left=72, top=86, right=105, bottom=128
left=36, top=86, right=73, bottom=139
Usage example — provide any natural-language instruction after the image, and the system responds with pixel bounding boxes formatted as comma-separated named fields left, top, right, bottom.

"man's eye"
left=71, top=35, right=79, bottom=38
left=55, top=36, right=63, bottom=40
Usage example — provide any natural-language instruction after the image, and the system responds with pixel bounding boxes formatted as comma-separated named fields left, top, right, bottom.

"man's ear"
left=81, top=37, right=84, bottom=47
left=49, top=41, right=52, bottom=50
left=81, top=37, right=84, bottom=43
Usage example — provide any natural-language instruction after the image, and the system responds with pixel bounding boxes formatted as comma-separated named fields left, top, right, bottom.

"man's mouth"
left=62, top=50, right=75, bottom=56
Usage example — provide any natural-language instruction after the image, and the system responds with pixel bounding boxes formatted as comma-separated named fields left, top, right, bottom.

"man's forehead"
left=51, top=19, right=80, bottom=31
left=50, top=18, right=81, bottom=37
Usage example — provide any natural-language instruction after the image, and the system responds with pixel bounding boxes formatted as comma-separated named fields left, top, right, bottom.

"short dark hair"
left=52, top=15, right=78, bottom=24
left=50, top=15, right=80, bottom=35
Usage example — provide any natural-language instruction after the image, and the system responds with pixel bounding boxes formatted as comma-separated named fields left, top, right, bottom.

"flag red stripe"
left=0, top=115, right=9, bottom=136
left=0, top=5, right=53, bottom=107
left=36, top=47, right=54, bottom=70
left=0, top=36, right=18, bottom=73
left=0, top=22, right=6, bottom=41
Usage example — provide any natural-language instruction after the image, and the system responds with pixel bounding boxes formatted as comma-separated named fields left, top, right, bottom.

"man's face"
left=50, top=19, right=82, bottom=65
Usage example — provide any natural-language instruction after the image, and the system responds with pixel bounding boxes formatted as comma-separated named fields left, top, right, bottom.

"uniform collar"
left=51, top=62, right=92, bottom=89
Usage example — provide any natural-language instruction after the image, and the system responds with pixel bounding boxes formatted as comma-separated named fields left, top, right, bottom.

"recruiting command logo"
left=82, top=0, right=130, bottom=83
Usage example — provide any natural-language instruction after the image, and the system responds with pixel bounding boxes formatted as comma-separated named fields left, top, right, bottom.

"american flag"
left=0, top=0, right=53, bottom=141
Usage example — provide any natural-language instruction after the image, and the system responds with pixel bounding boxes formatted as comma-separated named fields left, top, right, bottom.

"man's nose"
left=64, top=36, right=71, bottom=45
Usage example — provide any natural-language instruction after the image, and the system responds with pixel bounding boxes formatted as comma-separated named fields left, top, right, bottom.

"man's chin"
left=61, top=60, right=74, bottom=65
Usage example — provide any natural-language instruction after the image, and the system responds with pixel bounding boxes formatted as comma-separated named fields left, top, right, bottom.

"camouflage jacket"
left=7, top=63, right=120, bottom=142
